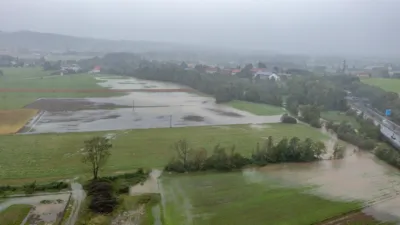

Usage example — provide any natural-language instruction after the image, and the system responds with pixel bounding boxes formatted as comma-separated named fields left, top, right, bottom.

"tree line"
left=124, top=59, right=283, bottom=106
left=330, top=75, right=400, bottom=124
left=165, top=137, right=327, bottom=173
left=325, top=111, right=380, bottom=150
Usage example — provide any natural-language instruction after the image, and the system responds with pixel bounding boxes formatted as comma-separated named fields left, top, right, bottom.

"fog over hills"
left=1, top=0, right=400, bottom=57
left=0, top=30, right=201, bottom=53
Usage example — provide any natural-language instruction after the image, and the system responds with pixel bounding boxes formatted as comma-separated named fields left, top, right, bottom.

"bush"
left=280, top=114, right=297, bottom=124
left=23, top=181, right=36, bottom=194
left=309, top=119, right=322, bottom=128
left=86, top=180, right=118, bottom=214
left=165, top=159, right=185, bottom=173
left=101, top=169, right=148, bottom=185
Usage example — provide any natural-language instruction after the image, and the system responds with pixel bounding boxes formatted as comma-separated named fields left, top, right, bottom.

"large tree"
left=258, top=62, right=267, bottom=68
left=82, top=136, right=112, bottom=180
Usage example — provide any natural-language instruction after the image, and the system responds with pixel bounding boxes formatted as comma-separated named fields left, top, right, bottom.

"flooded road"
left=245, top=131, right=400, bottom=223
left=21, top=77, right=282, bottom=134
left=0, top=193, right=70, bottom=224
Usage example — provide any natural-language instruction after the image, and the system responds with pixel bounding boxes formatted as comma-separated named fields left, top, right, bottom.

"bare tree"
left=82, top=136, right=112, bottom=180
left=174, top=139, right=191, bottom=169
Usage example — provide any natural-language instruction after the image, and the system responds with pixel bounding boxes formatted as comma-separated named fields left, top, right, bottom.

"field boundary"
left=17, top=110, right=44, bottom=134
left=57, top=193, right=72, bottom=225
left=0, top=88, right=195, bottom=93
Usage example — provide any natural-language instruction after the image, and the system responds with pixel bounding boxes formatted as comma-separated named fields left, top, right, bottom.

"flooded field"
left=0, top=193, right=70, bottom=224
left=249, top=135, right=400, bottom=223
left=20, top=77, right=282, bottom=134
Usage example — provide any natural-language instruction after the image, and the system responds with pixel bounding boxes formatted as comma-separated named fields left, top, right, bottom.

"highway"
left=346, top=97, right=400, bottom=149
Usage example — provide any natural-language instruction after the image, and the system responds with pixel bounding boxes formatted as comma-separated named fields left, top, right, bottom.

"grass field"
left=161, top=172, right=361, bottom=225
left=226, top=100, right=285, bottom=116
left=0, top=123, right=326, bottom=184
left=361, top=78, right=400, bottom=93
left=0, top=67, right=122, bottom=109
left=321, top=111, right=360, bottom=128
left=0, top=204, right=31, bottom=225
left=0, top=109, right=38, bottom=134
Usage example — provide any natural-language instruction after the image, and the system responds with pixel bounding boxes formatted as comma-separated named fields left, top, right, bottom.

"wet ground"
left=0, top=193, right=70, bottom=224
left=244, top=132, right=400, bottom=223
left=20, top=77, right=282, bottom=134
left=25, top=98, right=129, bottom=111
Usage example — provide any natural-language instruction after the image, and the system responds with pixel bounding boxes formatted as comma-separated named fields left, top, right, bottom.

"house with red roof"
left=231, top=69, right=241, bottom=75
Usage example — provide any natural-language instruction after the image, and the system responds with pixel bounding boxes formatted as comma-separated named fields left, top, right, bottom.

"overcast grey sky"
left=0, top=0, right=398, bottom=55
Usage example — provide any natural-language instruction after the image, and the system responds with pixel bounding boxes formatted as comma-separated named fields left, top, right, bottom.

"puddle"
left=0, top=193, right=69, bottom=212
left=0, top=193, right=70, bottom=224
left=130, top=170, right=162, bottom=195
left=182, top=115, right=204, bottom=122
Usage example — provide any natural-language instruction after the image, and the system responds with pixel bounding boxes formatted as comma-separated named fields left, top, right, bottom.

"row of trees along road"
left=329, top=75, right=400, bottom=124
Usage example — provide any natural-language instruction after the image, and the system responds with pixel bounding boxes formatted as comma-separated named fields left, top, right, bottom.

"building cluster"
left=184, top=63, right=281, bottom=81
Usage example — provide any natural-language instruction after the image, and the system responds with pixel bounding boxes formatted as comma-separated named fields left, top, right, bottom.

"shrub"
left=280, top=114, right=297, bottom=124
left=86, top=180, right=118, bottom=214
left=166, top=137, right=326, bottom=173
left=309, top=119, right=322, bottom=128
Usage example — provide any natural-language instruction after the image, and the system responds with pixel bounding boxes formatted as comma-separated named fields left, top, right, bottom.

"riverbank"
left=0, top=123, right=325, bottom=184
left=161, top=172, right=361, bottom=225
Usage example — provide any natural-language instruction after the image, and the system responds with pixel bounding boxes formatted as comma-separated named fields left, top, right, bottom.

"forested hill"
left=0, top=31, right=190, bottom=52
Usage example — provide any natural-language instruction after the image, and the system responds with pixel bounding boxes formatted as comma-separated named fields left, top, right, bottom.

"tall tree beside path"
left=82, top=136, right=112, bottom=180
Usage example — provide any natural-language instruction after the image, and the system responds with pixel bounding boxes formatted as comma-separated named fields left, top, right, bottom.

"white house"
left=253, top=71, right=280, bottom=81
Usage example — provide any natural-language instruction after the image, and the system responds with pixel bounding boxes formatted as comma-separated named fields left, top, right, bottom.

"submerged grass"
left=0, top=123, right=326, bottom=184
left=161, top=172, right=361, bottom=225
left=0, top=204, right=31, bottom=225
left=226, top=100, right=285, bottom=116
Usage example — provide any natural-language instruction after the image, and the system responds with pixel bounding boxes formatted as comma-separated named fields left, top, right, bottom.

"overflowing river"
left=245, top=130, right=400, bottom=222
left=22, top=77, right=282, bottom=134
left=17, top=76, right=400, bottom=222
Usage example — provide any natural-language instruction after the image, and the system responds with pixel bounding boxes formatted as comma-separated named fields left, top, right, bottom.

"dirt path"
left=65, top=182, right=85, bottom=225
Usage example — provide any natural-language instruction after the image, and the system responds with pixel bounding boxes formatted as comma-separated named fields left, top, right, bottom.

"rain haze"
left=0, top=0, right=399, bottom=56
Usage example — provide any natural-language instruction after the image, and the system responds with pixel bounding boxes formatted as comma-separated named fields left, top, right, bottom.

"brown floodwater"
left=245, top=130, right=400, bottom=223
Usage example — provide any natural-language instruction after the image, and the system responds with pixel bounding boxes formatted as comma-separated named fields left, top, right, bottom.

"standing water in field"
left=21, top=77, right=283, bottom=134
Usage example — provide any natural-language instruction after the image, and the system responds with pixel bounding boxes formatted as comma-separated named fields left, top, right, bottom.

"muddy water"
left=245, top=130, right=400, bottom=223
left=130, top=169, right=162, bottom=195
left=0, top=193, right=69, bottom=212
left=23, top=77, right=282, bottom=134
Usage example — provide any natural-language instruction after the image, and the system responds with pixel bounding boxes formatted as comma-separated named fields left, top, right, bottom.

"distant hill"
left=0, top=30, right=192, bottom=53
